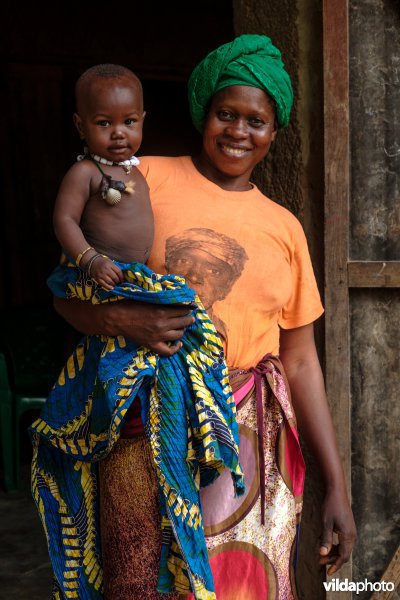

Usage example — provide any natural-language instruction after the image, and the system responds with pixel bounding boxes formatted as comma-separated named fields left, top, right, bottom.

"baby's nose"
left=111, top=128, right=125, bottom=138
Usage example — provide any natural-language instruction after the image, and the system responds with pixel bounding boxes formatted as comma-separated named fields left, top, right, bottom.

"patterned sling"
left=31, top=260, right=244, bottom=600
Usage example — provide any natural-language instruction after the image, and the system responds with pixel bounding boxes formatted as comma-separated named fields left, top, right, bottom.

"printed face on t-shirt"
left=165, top=227, right=248, bottom=337
left=167, top=248, right=234, bottom=308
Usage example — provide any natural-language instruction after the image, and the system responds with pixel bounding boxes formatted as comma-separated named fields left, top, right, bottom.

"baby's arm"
left=53, top=161, right=123, bottom=290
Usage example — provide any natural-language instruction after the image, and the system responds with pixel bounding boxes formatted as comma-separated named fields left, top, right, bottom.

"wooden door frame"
left=324, top=1, right=400, bottom=598
left=323, top=1, right=352, bottom=595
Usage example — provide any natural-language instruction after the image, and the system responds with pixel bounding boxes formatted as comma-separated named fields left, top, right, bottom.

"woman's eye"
left=217, top=110, right=234, bottom=121
left=249, top=117, right=264, bottom=127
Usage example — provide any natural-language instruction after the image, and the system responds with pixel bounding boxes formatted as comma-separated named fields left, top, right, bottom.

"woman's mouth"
left=219, top=144, right=249, bottom=157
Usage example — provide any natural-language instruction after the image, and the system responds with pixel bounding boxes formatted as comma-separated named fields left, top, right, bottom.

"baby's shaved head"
left=75, top=64, right=143, bottom=114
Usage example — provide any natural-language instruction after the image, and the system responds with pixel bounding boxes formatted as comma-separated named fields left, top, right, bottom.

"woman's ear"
left=73, top=113, right=85, bottom=139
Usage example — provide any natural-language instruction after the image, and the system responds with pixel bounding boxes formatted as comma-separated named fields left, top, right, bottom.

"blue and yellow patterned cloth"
left=31, top=261, right=244, bottom=600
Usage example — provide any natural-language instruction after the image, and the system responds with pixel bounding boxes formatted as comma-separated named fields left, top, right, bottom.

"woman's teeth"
left=220, top=145, right=247, bottom=156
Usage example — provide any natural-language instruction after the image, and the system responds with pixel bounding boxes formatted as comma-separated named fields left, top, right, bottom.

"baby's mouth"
left=109, top=146, right=128, bottom=154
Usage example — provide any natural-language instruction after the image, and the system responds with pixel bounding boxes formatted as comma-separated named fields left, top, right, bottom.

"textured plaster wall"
left=233, top=0, right=303, bottom=216
left=233, top=1, right=325, bottom=598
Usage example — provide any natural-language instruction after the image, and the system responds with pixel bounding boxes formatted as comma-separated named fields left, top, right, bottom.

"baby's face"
left=74, top=79, right=145, bottom=162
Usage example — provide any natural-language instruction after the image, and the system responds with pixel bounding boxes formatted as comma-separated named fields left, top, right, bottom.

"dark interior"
left=0, top=3, right=234, bottom=308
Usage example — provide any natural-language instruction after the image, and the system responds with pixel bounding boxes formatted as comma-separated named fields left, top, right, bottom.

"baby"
left=53, top=63, right=153, bottom=288
left=32, top=64, right=244, bottom=599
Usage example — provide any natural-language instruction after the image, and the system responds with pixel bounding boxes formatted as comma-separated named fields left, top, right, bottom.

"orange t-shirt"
left=138, top=155, right=324, bottom=370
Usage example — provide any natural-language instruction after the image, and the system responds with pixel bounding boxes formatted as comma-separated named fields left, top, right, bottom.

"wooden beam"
left=370, top=544, right=400, bottom=599
left=348, top=261, right=400, bottom=288
left=323, top=0, right=352, bottom=595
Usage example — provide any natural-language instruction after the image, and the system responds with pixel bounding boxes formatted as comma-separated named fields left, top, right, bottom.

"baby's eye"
left=125, top=118, right=138, bottom=125
left=96, top=120, right=110, bottom=127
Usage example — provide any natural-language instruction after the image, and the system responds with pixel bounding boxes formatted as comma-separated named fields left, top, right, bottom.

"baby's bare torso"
left=81, top=165, right=154, bottom=263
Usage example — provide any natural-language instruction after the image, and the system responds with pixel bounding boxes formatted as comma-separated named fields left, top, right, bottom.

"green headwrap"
left=188, top=34, right=293, bottom=131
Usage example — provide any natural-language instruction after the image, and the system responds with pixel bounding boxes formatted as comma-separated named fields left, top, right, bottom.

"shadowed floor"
left=0, top=420, right=52, bottom=599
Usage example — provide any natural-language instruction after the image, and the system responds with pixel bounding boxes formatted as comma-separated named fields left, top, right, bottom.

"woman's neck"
left=191, top=155, right=253, bottom=192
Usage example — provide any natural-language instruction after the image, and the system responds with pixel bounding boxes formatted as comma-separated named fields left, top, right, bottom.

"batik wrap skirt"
left=99, top=355, right=305, bottom=600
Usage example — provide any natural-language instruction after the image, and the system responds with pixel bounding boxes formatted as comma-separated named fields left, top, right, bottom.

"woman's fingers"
left=150, top=341, right=183, bottom=357
left=319, top=543, right=350, bottom=576
left=319, top=543, right=339, bottom=566
left=319, top=489, right=356, bottom=575
left=158, top=305, right=196, bottom=318
left=107, top=301, right=195, bottom=347
left=146, top=325, right=191, bottom=353
left=163, top=314, right=195, bottom=332
left=137, top=308, right=194, bottom=339
left=326, top=531, right=355, bottom=575
left=319, top=524, right=356, bottom=575
left=319, top=520, right=333, bottom=558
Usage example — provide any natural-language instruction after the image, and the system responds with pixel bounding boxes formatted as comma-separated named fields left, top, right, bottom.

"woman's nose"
left=225, top=118, right=248, bottom=138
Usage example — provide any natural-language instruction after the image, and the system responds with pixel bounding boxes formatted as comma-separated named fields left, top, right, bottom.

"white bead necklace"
left=77, top=153, right=140, bottom=174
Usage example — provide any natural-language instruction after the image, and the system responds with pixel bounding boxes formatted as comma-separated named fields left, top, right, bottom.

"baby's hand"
left=90, top=256, right=124, bottom=290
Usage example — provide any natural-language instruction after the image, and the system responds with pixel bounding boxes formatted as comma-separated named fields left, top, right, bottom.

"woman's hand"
left=54, top=296, right=195, bottom=356
left=105, top=300, right=195, bottom=355
left=319, top=487, right=357, bottom=575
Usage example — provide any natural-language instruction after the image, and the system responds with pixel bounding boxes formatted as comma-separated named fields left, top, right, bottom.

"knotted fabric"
left=31, top=260, right=244, bottom=600
left=188, top=33, right=293, bottom=131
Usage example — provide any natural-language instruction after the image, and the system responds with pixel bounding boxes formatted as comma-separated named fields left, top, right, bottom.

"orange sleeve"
left=278, top=224, right=324, bottom=329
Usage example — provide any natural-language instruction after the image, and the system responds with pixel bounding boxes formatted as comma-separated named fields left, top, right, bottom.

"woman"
left=54, top=35, right=356, bottom=599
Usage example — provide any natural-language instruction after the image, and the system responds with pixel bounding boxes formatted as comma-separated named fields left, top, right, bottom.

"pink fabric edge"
left=284, top=425, right=305, bottom=497
left=233, top=375, right=255, bottom=405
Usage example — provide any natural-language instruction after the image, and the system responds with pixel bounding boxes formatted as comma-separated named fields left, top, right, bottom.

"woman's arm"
left=54, top=296, right=195, bottom=356
left=279, top=323, right=356, bottom=575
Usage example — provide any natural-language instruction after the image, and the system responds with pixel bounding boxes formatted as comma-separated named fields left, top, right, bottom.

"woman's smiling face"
left=198, top=85, right=277, bottom=190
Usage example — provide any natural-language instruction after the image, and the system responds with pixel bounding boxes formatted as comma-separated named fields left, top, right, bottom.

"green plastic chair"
left=0, top=306, right=72, bottom=491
